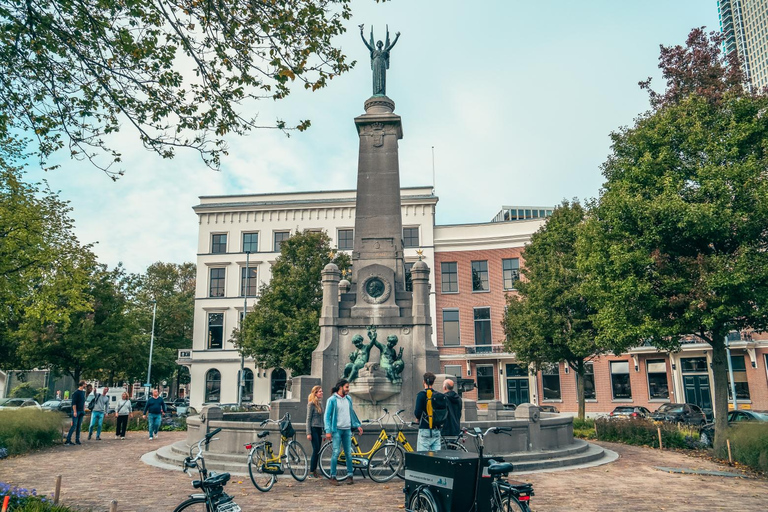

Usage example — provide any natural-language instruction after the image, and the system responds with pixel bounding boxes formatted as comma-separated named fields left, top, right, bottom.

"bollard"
left=2, top=495, right=10, bottom=512
left=54, top=475, right=62, bottom=504
left=657, top=426, right=663, bottom=450
left=109, top=499, right=118, bottom=512
left=727, top=439, right=733, bottom=465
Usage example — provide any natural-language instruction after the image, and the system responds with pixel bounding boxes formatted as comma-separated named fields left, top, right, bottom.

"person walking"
left=115, top=392, right=132, bottom=439
left=306, top=385, right=325, bottom=479
left=324, top=379, right=363, bottom=485
left=414, top=372, right=448, bottom=452
left=142, top=389, right=166, bottom=440
left=64, top=381, right=86, bottom=445
left=88, top=387, right=110, bottom=440
left=441, top=379, right=463, bottom=437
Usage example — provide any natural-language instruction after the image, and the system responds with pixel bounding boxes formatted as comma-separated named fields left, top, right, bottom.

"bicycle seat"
left=257, top=431, right=270, bottom=438
left=203, top=472, right=231, bottom=487
left=488, top=462, right=514, bottom=476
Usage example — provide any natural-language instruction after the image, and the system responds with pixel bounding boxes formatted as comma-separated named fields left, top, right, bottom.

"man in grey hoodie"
left=88, top=387, right=111, bottom=440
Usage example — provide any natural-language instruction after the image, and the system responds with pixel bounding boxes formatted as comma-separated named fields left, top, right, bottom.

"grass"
left=720, top=423, right=768, bottom=473
left=0, top=409, right=63, bottom=455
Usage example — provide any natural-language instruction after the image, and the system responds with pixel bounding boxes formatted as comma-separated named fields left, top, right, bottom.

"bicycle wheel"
left=318, top=439, right=349, bottom=480
left=173, top=497, right=210, bottom=512
left=286, top=440, right=309, bottom=481
left=408, top=487, right=439, bottom=512
left=368, top=443, right=404, bottom=483
left=440, top=438, right=468, bottom=452
left=498, top=493, right=527, bottom=512
left=248, top=446, right=276, bottom=492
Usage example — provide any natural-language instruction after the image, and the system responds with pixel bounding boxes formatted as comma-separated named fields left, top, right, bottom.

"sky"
left=25, top=0, right=721, bottom=274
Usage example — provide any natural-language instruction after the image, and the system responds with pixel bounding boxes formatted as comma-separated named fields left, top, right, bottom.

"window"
left=441, top=262, right=458, bottom=293
left=577, top=363, right=596, bottom=400
left=471, top=261, right=489, bottom=291
left=442, top=309, right=460, bottom=346
left=241, top=267, right=257, bottom=297
left=211, top=233, right=227, bottom=254
left=240, top=368, right=254, bottom=402
left=207, top=313, right=224, bottom=349
left=444, top=365, right=462, bottom=378
left=541, top=363, right=561, bottom=400
left=647, top=359, right=669, bottom=399
left=728, top=355, right=750, bottom=400
left=271, top=368, right=287, bottom=401
left=337, top=229, right=354, bottom=250
left=403, top=227, right=419, bottom=248
left=242, top=232, right=259, bottom=253
left=502, top=258, right=520, bottom=290
left=205, top=369, right=221, bottom=402
left=404, top=262, right=414, bottom=292
left=474, top=307, right=491, bottom=346
left=610, top=361, right=632, bottom=400
left=477, top=365, right=495, bottom=401
left=681, top=357, right=708, bottom=373
left=273, top=231, right=290, bottom=252
left=209, top=268, right=225, bottom=297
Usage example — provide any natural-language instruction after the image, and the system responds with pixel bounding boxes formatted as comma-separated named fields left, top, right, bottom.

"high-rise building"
left=718, top=0, right=768, bottom=91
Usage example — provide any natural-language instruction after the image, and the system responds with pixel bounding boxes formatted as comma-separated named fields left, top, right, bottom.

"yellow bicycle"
left=318, top=409, right=405, bottom=483
left=244, top=413, right=308, bottom=492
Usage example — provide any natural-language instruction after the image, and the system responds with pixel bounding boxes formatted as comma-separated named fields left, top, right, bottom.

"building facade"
left=718, top=0, right=768, bottom=91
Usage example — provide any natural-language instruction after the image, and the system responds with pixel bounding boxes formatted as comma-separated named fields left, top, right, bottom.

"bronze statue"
left=343, top=333, right=377, bottom=382
left=360, top=24, right=400, bottom=97
left=380, top=334, right=405, bottom=383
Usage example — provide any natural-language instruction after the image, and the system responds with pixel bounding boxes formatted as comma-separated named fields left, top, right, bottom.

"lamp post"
left=725, top=334, right=739, bottom=412
left=145, top=300, right=157, bottom=398
left=238, top=251, right=251, bottom=408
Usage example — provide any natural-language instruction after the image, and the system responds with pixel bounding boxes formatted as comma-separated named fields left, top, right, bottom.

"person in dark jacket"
left=306, top=385, right=325, bottom=479
left=64, top=380, right=87, bottom=445
left=441, top=379, right=463, bottom=437
left=142, top=389, right=166, bottom=440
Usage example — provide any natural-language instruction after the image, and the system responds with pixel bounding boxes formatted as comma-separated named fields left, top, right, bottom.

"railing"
left=464, top=345, right=514, bottom=355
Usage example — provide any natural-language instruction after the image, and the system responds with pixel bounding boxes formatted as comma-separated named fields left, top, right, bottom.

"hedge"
left=0, top=410, right=62, bottom=456
left=593, top=418, right=692, bottom=449
left=719, top=423, right=768, bottom=473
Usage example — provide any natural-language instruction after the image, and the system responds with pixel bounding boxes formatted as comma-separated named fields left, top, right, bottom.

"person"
left=413, top=372, right=447, bottom=452
left=115, top=392, right=132, bottom=440
left=143, top=388, right=166, bottom=440
left=324, top=379, right=363, bottom=485
left=306, top=385, right=325, bottom=479
left=88, top=387, right=110, bottom=440
left=56, top=390, right=61, bottom=400
left=64, top=381, right=86, bottom=445
left=63, top=389, right=70, bottom=399
left=441, top=379, right=463, bottom=437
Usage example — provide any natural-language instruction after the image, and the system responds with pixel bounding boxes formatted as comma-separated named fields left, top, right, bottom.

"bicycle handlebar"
left=259, top=412, right=291, bottom=427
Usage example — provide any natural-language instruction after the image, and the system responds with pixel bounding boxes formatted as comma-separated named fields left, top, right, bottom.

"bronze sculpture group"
left=343, top=326, right=404, bottom=384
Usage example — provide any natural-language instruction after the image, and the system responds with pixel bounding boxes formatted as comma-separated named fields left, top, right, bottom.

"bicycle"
left=244, top=412, right=308, bottom=492
left=173, top=427, right=241, bottom=512
left=318, top=409, right=404, bottom=483
left=406, top=426, right=535, bottom=512
left=390, top=409, right=467, bottom=479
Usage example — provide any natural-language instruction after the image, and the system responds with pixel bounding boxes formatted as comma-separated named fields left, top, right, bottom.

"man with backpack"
left=414, top=372, right=448, bottom=451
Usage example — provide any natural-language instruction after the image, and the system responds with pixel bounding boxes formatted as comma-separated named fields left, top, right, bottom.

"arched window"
left=205, top=369, right=221, bottom=403
left=240, top=368, right=254, bottom=402
left=270, top=368, right=287, bottom=401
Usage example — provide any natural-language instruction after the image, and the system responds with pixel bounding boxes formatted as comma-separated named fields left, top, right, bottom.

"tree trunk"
left=709, top=332, right=729, bottom=454
left=575, top=359, right=585, bottom=421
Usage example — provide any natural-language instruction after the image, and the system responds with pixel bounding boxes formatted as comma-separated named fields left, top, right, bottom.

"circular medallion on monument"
left=361, top=274, right=391, bottom=304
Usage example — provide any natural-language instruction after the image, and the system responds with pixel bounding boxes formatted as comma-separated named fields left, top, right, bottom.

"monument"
left=310, top=25, right=439, bottom=419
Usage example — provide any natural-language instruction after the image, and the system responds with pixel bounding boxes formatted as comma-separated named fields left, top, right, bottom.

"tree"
left=0, top=0, right=359, bottom=177
left=503, top=201, right=602, bottom=420
left=579, top=28, right=768, bottom=451
left=235, top=230, right=350, bottom=375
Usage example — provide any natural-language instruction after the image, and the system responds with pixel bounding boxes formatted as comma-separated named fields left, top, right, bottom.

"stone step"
left=511, top=443, right=608, bottom=472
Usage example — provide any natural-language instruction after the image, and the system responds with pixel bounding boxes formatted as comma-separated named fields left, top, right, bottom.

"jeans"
left=148, top=413, right=162, bottom=438
left=66, top=412, right=85, bottom=443
left=88, top=411, right=105, bottom=438
left=330, top=429, right=353, bottom=478
left=116, top=415, right=129, bottom=437
left=417, top=428, right=441, bottom=452
left=309, top=426, right=323, bottom=472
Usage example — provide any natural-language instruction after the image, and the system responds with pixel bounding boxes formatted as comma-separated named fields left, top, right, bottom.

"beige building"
left=719, top=0, right=768, bottom=90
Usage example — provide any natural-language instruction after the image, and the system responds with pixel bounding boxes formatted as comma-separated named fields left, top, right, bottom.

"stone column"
left=312, top=263, right=341, bottom=392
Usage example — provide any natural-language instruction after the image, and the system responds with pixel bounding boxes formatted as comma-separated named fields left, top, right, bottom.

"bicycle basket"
left=279, top=418, right=295, bottom=438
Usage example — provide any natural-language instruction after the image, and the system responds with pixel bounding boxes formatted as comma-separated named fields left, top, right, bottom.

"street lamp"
left=725, top=333, right=739, bottom=412
left=145, top=299, right=157, bottom=398
left=238, top=251, right=251, bottom=407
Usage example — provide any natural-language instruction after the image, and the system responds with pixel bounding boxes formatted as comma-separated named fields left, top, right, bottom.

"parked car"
left=0, top=398, right=42, bottom=410
left=650, top=403, right=707, bottom=425
left=130, top=398, right=177, bottom=416
left=40, top=400, right=62, bottom=411
left=539, top=405, right=560, bottom=414
left=58, top=399, right=73, bottom=417
left=610, top=406, right=651, bottom=419
left=699, top=410, right=768, bottom=446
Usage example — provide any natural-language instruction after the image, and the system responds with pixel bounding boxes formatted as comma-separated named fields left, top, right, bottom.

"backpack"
left=87, top=394, right=97, bottom=411
left=425, top=389, right=449, bottom=429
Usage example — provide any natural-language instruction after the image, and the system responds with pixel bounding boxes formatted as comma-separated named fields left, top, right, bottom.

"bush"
left=594, top=418, right=689, bottom=449
left=9, top=383, right=48, bottom=403
left=572, top=418, right=596, bottom=440
left=0, top=409, right=63, bottom=455
left=719, top=423, right=768, bottom=473
left=0, top=482, right=78, bottom=511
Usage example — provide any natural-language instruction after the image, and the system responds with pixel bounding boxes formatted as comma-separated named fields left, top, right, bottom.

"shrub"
left=594, top=418, right=689, bottom=449
left=9, top=383, right=48, bottom=403
left=719, top=423, right=768, bottom=473
left=572, top=418, right=596, bottom=440
left=0, top=409, right=63, bottom=455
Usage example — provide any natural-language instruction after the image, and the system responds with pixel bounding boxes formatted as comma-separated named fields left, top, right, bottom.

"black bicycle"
left=173, top=427, right=241, bottom=512
left=407, top=426, right=534, bottom=512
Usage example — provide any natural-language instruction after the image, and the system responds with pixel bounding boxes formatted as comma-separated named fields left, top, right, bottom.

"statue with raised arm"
left=379, top=334, right=405, bottom=384
left=343, top=333, right=377, bottom=382
left=359, top=24, right=401, bottom=96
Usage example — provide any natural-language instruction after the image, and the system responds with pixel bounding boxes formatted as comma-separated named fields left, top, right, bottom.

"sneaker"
left=346, top=477, right=354, bottom=485
left=312, top=470, right=321, bottom=479
left=88, top=433, right=92, bottom=440
left=121, top=437, right=125, bottom=440
left=96, top=437, right=101, bottom=440
left=75, top=441, right=82, bottom=445
left=64, top=441, right=73, bottom=446
left=149, top=437, right=153, bottom=441
left=329, top=477, right=339, bottom=486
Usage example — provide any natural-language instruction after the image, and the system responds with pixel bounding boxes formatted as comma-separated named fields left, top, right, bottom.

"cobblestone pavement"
left=1, top=431, right=766, bottom=511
